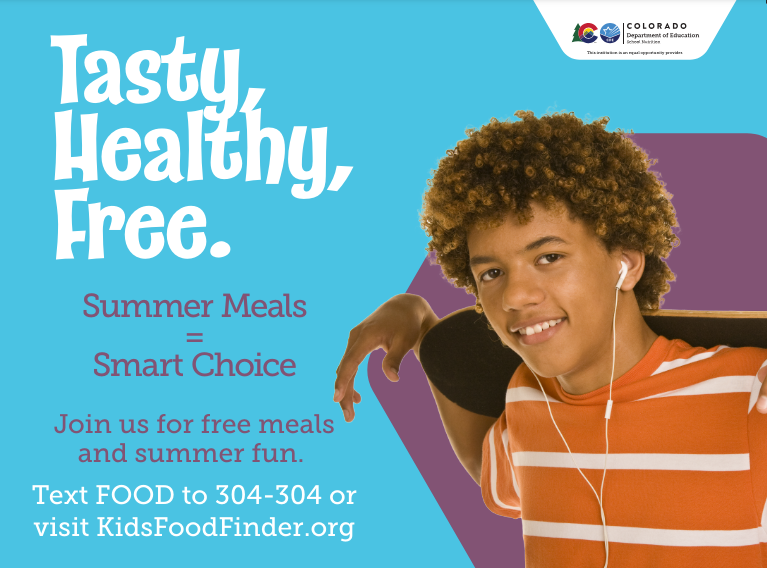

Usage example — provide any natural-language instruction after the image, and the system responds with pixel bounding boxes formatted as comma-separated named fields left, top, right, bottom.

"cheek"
left=487, top=318, right=508, bottom=345
left=477, top=290, right=509, bottom=341
left=563, top=272, right=616, bottom=331
left=476, top=284, right=495, bottom=313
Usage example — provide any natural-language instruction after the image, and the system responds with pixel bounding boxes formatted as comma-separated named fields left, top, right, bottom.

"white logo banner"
left=535, top=0, right=735, bottom=60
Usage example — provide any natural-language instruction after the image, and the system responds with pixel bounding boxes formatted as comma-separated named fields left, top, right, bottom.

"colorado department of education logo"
left=600, top=23, right=620, bottom=43
left=572, top=22, right=598, bottom=43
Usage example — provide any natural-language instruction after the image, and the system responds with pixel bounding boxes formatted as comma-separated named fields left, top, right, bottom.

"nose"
left=502, top=270, right=545, bottom=312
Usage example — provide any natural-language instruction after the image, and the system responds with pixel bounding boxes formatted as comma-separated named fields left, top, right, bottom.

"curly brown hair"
left=421, top=111, right=680, bottom=311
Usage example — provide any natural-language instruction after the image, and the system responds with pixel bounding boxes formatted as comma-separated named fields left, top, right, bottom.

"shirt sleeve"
left=480, top=410, right=521, bottom=518
left=747, top=357, right=767, bottom=530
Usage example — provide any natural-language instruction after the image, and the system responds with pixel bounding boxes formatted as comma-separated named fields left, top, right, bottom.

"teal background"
left=0, top=1, right=760, bottom=565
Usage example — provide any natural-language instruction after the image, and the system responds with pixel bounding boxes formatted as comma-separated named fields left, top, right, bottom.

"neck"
left=556, top=294, right=658, bottom=396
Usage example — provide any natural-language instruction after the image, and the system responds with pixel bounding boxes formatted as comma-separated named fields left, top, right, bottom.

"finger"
left=349, top=374, right=361, bottom=404
left=339, top=335, right=362, bottom=403
left=336, top=327, right=361, bottom=374
left=334, top=333, right=380, bottom=402
left=334, top=327, right=365, bottom=403
left=758, top=373, right=767, bottom=413
left=381, top=335, right=411, bottom=383
left=351, top=372, right=361, bottom=404
left=339, top=372, right=358, bottom=422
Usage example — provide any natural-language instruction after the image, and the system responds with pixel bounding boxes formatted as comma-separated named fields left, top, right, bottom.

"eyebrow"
left=469, top=235, right=569, bottom=267
left=521, top=235, right=569, bottom=253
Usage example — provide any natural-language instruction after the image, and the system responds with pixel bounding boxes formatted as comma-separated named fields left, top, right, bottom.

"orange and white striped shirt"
left=481, top=336, right=767, bottom=567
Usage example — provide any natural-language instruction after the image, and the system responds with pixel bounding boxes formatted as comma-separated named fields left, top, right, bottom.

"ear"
left=618, top=250, right=645, bottom=292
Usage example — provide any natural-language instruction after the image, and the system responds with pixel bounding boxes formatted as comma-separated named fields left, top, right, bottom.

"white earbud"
left=616, top=261, right=628, bottom=290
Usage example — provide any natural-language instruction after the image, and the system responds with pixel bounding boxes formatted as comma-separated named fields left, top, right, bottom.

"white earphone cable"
left=528, top=281, right=620, bottom=568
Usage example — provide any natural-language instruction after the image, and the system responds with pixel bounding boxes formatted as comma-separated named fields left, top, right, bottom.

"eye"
left=537, top=253, right=563, bottom=265
left=480, top=268, right=503, bottom=282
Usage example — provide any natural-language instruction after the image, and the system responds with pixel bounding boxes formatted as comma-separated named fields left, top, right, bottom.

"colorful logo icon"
left=572, top=24, right=582, bottom=42
left=600, top=23, right=620, bottom=43
left=578, top=23, right=599, bottom=43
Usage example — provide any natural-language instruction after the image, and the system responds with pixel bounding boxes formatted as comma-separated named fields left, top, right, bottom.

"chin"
left=518, top=350, right=573, bottom=380
left=525, top=362, right=563, bottom=379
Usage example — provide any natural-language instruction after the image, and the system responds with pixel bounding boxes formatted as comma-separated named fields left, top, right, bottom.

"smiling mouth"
left=517, top=318, right=564, bottom=336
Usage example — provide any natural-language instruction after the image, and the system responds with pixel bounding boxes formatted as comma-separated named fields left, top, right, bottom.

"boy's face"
left=467, top=201, right=624, bottom=384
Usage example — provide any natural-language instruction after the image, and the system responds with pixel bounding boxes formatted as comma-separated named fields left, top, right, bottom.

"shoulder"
left=654, top=339, right=767, bottom=378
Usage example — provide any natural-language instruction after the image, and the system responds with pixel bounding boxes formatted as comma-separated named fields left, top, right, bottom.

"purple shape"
left=369, top=260, right=521, bottom=568
left=368, top=134, right=767, bottom=567
left=631, top=134, right=767, bottom=311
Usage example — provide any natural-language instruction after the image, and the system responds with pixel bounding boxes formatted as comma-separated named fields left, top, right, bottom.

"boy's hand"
left=333, top=294, right=439, bottom=422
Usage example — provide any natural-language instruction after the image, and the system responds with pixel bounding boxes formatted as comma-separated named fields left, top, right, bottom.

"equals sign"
left=187, top=333, right=203, bottom=343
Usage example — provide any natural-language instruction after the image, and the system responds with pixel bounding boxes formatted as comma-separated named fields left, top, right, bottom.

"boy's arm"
left=333, top=293, right=439, bottom=421
left=333, top=294, right=492, bottom=483
left=428, top=380, right=498, bottom=485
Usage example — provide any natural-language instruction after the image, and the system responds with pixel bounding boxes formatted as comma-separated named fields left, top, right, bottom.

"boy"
left=333, top=112, right=767, bottom=566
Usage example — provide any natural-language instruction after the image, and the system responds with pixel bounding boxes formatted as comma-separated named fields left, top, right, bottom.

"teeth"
left=518, top=318, right=562, bottom=336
